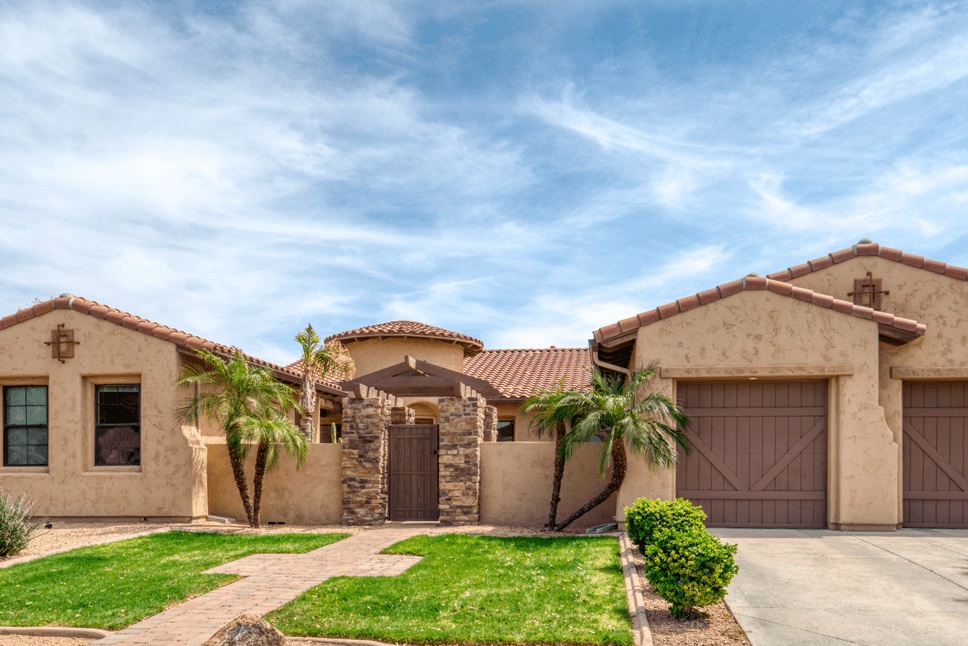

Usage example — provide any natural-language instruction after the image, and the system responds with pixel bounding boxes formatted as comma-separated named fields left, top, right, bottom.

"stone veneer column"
left=437, top=395, right=484, bottom=525
left=390, top=406, right=416, bottom=425
left=341, top=396, right=392, bottom=525
left=483, top=405, right=498, bottom=442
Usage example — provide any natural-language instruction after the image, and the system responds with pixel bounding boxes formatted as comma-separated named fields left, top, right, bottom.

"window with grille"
left=3, top=386, right=48, bottom=467
left=95, top=384, right=141, bottom=466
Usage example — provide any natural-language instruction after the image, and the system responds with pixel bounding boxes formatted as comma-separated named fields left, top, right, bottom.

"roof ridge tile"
left=594, top=275, right=927, bottom=345
left=766, top=241, right=968, bottom=284
left=0, top=295, right=330, bottom=393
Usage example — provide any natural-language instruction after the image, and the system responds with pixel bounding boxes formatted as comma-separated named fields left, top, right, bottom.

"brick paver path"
left=98, top=526, right=427, bottom=646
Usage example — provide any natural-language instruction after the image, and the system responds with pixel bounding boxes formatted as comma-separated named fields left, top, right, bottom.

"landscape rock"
left=203, top=615, right=285, bottom=646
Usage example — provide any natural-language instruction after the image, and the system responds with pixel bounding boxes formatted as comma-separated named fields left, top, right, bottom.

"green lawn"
left=0, top=531, right=346, bottom=630
left=268, top=534, right=633, bottom=646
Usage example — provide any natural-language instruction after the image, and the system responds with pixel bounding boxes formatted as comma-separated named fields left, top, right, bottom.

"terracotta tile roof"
left=325, top=320, right=484, bottom=355
left=767, top=240, right=968, bottom=282
left=463, top=348, right=591, bottom=400
left=593, top=275, right=927, bottom=346
left=0, top=295, right=345, bottom=397
left=283, top=359, right=346, bottom=390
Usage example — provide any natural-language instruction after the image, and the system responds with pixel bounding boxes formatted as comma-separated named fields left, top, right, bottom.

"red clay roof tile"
left=325, top=320, right=483, bottom=355
left=766, top=242, right=968, bottom=290
left=677, top=295, right=701, bottom=312
left=594, top=275, right=927, bottom=345
left=287, top=346, right=593, bottom=401
left=463, top=348, right=591, bottom=399
left=697, top=288, right=721, bottom=305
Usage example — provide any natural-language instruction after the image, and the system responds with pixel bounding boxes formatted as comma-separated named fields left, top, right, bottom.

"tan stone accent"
left=483, top=405, right=497, bottom=442
left=340, top=397, right=392, bottom=525
left=437, top=395, right=484, bottom=525
left=390, top=405, right=416, bottom=425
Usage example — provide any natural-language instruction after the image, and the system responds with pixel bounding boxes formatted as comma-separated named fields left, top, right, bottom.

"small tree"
left=524, top=381, right=578, bottom=530
left=294, top=325, right=354, bottom=442
left=178, top=350, right=306, bottom=528
left=551, top=367, right=689, bottom=531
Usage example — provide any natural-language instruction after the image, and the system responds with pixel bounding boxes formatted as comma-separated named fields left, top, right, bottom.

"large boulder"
left=203, top=615, right=286, bottom=646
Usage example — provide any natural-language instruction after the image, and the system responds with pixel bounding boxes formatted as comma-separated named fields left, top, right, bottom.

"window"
left=95, top=384, right=140, bottom=466
left=3, top=386, right=48, bottom=467
left=497, top=419, right=515, bottom=442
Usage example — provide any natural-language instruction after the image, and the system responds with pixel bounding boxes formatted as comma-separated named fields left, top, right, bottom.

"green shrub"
left=625, top=497, right=707, bottom=552
left=643, top=527, right=739, bottom=619
left=0, top=490, right=42, bottom=557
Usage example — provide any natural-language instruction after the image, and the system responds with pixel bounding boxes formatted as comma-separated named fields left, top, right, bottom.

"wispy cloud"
left=2, top=1, right=968, bottom=363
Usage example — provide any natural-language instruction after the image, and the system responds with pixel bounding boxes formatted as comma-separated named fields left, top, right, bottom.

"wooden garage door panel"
left=677, top=381, right=827, bottom=528
left=388, top=424, right=439, bottom=521
left=903, top=382, right=968, bottom=529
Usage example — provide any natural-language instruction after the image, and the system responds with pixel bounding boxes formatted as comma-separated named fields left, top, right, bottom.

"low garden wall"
left=207, top=441, right=617, bottom=528
left=207, top=443, right=343, bottom=524
left=480, top=442, right=616, bottom=529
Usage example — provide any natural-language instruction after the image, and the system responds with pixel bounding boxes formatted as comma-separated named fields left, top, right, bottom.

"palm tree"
left=551, top=367, right=689, bottom=531
left=524, top=381, right=577, bottom=530
left=294, top=325, right=354, bottom=442
left=178, top=350, right=306, bottom=528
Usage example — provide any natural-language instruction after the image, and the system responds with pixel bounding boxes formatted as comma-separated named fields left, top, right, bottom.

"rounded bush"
left=0, top=490, right=42, bottom=557
left=625, top=497, right=707, bottom=552
left=643, top=527, right=739, bottom=620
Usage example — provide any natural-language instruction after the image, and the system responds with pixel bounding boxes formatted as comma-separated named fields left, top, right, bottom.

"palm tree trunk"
left=227, top=442, right=254, bottom=526
left=547, top=423, right=567, bottom=530
left=299, top=376, right=316, bottom=442
left=554, top=439, right=628, bottom=532
left=251, top=441, right=270, bottom=528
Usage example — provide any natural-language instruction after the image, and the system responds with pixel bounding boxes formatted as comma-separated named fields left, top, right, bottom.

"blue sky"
left=2, top=1, right=968, bottom=364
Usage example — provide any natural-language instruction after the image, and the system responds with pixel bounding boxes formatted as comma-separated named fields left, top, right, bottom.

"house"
left=0, top=297, right=605, bottom=527
left=0, top=295, right=348, bottom=521
left=594, top=240, right=965, bottom=530
left=1, top=239, right=965, bottom=530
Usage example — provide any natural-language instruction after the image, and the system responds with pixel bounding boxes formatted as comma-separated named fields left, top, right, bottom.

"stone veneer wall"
left=341, top=396, right=392, bottom=525
left=390, top=406, right=416, bottom=425
left=483, top=406, right=497, bottom=442
left=437, top=395, right=485, bottom=524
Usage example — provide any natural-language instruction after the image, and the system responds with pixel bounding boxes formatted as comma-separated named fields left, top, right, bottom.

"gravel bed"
left=633, top=551, right=749, bottom=646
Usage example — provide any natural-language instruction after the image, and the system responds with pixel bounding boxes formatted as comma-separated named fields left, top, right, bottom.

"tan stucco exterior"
left=480, top=442, right=615, bottom=528
left=781, top=256, right=968, bottom=523
left=343, top=337, right=466, bottom=377
left=625, top=289, right=898, bottom=529
left=0, top=309, right=206, bottom=520
left=207, top=443, right=342, bottom=524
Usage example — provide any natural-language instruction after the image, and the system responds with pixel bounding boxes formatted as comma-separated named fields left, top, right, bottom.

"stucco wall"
left=480, top=442, right=616, bottom=528
left=630, top=289, right=897, bottom=529
left=784, top=256, right=968, bottom=521
left=207, top=442, right=342, bottom=524
left=344, top=337, right=466, bottom=377
left=0, top=309, right=206, bottom=519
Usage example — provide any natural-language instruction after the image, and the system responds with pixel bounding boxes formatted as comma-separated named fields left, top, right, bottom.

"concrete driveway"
left=711, top=528, right=968, bottom=646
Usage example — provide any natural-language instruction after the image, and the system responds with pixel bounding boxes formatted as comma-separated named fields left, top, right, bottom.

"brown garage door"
left=903, top=382, right=968, bottom=528
left=676, top=381, right=827, bottom=528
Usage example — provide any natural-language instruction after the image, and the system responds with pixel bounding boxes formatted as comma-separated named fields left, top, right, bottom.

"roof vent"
left=857, top=238, right=873, bottom=244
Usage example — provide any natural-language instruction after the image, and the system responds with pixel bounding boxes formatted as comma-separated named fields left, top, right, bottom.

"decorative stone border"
left=0, top=626, right=112, bottom=639
left=619, top=533, right=654, bottom=646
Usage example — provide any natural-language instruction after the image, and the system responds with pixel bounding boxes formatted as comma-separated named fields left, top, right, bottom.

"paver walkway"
left=98, top=526, right=427, bottom=646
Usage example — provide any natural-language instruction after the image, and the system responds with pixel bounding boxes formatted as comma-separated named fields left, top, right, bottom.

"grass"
left=0, top=530, right=346, bottom=630
left=268, top=534, right=633, bottom=645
